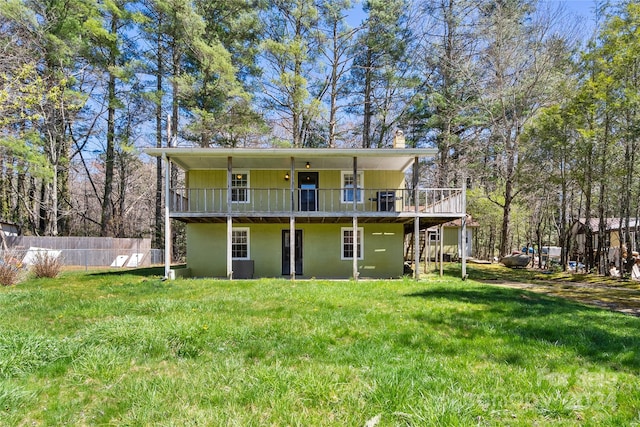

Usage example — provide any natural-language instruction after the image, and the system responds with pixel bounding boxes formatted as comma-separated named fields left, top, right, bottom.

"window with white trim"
left=231, top=172, right=249, bottom=203
left=231, top=228, right=250, bottom=259
left=341, top=171, right=364, bottom=203
left=341, top=227, right=363, bottom=260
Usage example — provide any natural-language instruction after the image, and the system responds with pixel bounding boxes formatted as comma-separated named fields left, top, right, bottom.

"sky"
left=556, top=0, right=629, bottom=41
left=558, top=0, right=598, bottom=16
left=346, top=0, right=604, bottom=38
left=553, top=0, right=601, bottom=37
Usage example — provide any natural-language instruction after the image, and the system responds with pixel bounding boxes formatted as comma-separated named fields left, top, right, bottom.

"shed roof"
left=578, top=217, right=640, bottom=232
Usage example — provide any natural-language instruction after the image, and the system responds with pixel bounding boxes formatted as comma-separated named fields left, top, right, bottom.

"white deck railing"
left=169, top=187, right=464, bottom=216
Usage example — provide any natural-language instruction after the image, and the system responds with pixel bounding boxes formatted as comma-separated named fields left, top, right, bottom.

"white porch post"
left=227, top=157, right=233, bottom=280
left=227, top=216, right=233, bottom=280
left=461, top=178, right=468, bottom=279
left=290, top=157, right=296, bottom=280
left=413, top=156, right=420, bottom=280
left=427, top=230, right=431, bottom=272
left=352, top=216, right=359, bottom=280
left=414, top=217, right=420, bottom=280
left=352, top=157, right=358, bottom=281
left=163, top=153, right=171, bottom=279
left=440, top=223, right=444, bottom=277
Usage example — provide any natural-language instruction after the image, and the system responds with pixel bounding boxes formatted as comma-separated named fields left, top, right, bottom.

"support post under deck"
left=413, top=156, right=420, bottom=280
left=290, top=157, right=296, bottom=280
left=353, top=157, right=358, bottom=281
left=163, top=153, right=171, bottom=279
left=227, top=157, right=233, bottom=280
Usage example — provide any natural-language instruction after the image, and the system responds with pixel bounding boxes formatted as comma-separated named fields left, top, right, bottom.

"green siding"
left=186, top=223, right=227, bottom=277
left=186, top=169, right=404, bottom=191
left=424, top=227, right=471, bottom=259
left=364, top=170, right=404, bottom=190
left=185, top=169, right=406, bottom=213
left=424, top=228, right=458, bottom=260
left=184, top=168, right=408, bottom=278
left=186, top=222, right=405, bottom=279
left=188, top=170, right=226, bottom=187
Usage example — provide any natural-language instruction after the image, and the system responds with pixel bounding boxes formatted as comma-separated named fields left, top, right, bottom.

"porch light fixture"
left=284, top=172, right=290, bottom=181
left=306, top=162, right=310, bottom=169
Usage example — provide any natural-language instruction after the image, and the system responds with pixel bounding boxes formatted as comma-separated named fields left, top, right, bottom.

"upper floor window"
left=341, top=171, right=363, bottom=203
left=231, top=172, right=249, bottom=203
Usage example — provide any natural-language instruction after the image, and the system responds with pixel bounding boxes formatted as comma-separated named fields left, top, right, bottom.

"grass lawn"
left=1, top=267, right=639, bottom=426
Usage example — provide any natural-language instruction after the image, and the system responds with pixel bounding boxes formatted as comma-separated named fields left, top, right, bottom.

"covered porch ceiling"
left=170, top=213, right=463, bottom=229
left=144, top=147, right=438, bottom=172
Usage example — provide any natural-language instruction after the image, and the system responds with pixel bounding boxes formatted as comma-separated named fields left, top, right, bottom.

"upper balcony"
left=168, top=187, right=465, bottom=223
left=145, top=147, right=467, bottom=225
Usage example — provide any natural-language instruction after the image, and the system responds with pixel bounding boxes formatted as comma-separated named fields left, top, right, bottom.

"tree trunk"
left=560, top=182, right=570, bottom=269
left=100, top=15, right=118, bottom=237
left=57, top=135, right=70, bottom=235
left=488, top=224, right=495, bottom=260
left=0, top=158, right=6, bottom=221
left=15, top=169, right=26, bottom=225
left=50, top=160, right=58, bottom=236
left=38, top=181, right=48, bottom=235
left=117, top=154, right=127, bottom=238
left=499, top=136, right=516, bottom=257
left=362, top=47, right=373, bottom=148
left=622, top=109, right=636, bottom=274
left=583, top=135, right=594, bottom=272
left=293, top=48, right=302, bottom=148
left=171, top=37, right=180, bottom=260
left=28, top=177, right=37, bottom=234
left=328, top=20, right=338, bottom=148
left=154, top=27, right=164, bottom=249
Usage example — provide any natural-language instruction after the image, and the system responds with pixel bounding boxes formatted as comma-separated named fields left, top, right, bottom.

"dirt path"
left=481, top=279, right=640, bottom=317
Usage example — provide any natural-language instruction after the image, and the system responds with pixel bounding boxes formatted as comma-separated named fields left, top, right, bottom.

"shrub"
left=31, top=250, right=63, bottom=279
left=0, top=251, right=26, bottom=286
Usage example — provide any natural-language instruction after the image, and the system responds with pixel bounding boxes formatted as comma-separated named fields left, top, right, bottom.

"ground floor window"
left=232, top=228, right=250, bottom=259
left=341, top=227, right=363, bottom=260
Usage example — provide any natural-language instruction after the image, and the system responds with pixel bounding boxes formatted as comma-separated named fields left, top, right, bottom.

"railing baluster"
left=171, top=186, right=463, bottom=215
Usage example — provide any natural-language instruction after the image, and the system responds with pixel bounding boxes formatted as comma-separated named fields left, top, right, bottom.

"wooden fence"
left=5, top=236, right=154, bottom=268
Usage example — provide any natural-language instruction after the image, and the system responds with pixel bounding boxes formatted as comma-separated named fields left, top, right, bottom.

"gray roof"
left=579, top=217, right=640, bottom=232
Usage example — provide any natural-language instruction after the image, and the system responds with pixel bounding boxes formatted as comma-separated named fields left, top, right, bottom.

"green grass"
left=463, top=263, right=640, bottom=314
left=1, top=268, right=639, bottom=425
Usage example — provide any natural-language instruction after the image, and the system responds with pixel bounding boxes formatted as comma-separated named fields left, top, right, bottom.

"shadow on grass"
left=430, top=262, right=542, bottom=282
left=406, top=285, right=640, bottom=371
left=88, top=266, right=167, bottom=278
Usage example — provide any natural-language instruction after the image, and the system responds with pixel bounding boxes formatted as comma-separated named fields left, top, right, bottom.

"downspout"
left=163, top=153, right=171, bottom=279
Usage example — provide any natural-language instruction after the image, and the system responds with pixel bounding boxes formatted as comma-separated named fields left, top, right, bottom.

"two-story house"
left=145, top=147, right=468, bottom=280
